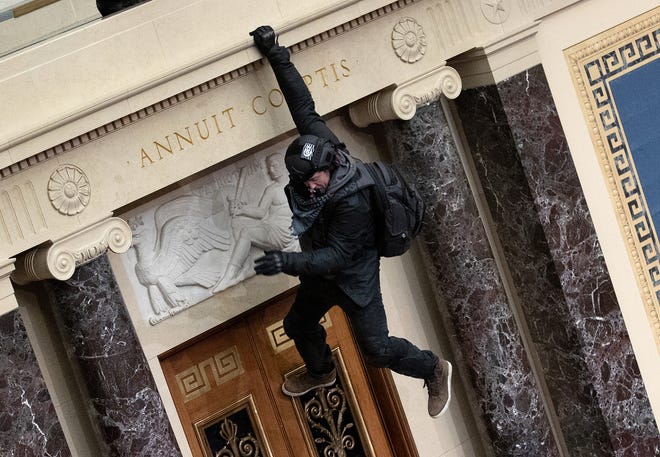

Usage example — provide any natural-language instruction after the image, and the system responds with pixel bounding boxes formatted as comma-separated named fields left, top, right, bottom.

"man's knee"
left=283, top=309, right=326, bottom=339
left=360, top=337, right=392, bottom=368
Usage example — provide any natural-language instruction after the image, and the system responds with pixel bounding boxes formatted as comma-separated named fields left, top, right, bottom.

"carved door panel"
left=160, top=289, right=396, bottom=457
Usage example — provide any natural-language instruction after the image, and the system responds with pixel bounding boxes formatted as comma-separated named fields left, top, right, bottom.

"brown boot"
left=282, top=368, right=337, bottom=397
left=425, top=359, right=452, bottom=417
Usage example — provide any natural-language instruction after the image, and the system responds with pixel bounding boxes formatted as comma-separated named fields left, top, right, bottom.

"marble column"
left=44, top=255, right=181, bottom=457
left=453, top=64, right=660, bottom=456
left=378, top=103, right=560, bottom=456
left=0, top=310, right=71, bottom=456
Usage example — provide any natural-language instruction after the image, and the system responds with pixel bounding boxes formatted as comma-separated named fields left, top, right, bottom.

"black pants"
left=283, top=278, right=437, bottom=379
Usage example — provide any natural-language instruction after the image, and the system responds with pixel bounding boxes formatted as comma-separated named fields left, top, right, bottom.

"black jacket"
left=266, top=45, right=380, bottom=306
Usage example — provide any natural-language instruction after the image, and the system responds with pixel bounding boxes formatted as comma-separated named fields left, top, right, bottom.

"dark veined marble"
left=0, top=310, right=71, bottom=457
left=501, top=65, right=660, bottom=456
left=45, top=255, right=181, bottom=457
left=455, top=79, right=614, bottom=456
left=378, top=103, right=560, bottom=457
left=453, top=64, right=659, bottom=456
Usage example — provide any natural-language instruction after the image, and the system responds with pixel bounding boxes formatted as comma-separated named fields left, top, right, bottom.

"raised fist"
left=250, top=25, right=278, bottom=55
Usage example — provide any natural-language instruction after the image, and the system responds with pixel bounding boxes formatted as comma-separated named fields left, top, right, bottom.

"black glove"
left=249, top=25, right=278, bottom=55
left=254, top=251, right=285, bottom=276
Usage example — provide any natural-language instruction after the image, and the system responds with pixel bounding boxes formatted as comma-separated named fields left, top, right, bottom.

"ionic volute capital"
left=11, top=217, right=132, bottom=285
left=349, top=65, right=462, bottom=128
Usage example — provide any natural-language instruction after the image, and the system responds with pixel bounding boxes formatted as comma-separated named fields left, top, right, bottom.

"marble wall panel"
left=453, top=64, right=660, bottom=456
left=44, top=256, right=181, bottom=457
left=499, top=65, right=660, bottom=456
left=378, top=103, right=560, bottom=457
left=454, top=79, right=613, bottom=456
left=0, top=310, right=71, bottom=457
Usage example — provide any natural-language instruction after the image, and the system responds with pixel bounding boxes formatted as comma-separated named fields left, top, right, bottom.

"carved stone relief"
left=47, top=164, right=90, bottom=215
left=391, top=17, right=427, bottom=63
left=348, top=65, right=462, bottom=127
left=0, top=181, right=47, bottom=251
left=11, top=217, right=131, bottom=284
left=480, top=0, right=510, bottom=24
left=425, top=0, right=482, bottom=51
left=517, top=0, right=554, bottom=16
left=119, top=148, right=299, bottom=325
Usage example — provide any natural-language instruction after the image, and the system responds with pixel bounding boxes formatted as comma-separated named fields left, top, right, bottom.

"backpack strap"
left=362, top=162, right=389, bottom=210
left=351, top=158, right=377, bottom=190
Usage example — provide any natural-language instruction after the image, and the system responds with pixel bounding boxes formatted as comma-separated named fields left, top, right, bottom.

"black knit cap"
left=285, top=134, right=334, bottom=182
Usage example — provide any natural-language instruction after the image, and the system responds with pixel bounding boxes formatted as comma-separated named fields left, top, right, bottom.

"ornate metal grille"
left=201, top=403, right=265, bottom=457
left=297, top=376, right=368, bottom=456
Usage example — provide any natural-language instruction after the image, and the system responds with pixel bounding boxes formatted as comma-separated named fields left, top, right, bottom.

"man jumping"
left=250, top=25, right=452, bottom=418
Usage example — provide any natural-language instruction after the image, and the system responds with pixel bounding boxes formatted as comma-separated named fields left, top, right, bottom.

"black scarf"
left=287, top=149, right=357, bottom=235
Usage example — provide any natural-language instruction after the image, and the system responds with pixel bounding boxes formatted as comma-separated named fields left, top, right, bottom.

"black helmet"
left=285, top=135, right=335, bottom=182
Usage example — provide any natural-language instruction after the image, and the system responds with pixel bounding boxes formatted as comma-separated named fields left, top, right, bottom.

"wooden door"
left=160, top=289, right=398, bottom=457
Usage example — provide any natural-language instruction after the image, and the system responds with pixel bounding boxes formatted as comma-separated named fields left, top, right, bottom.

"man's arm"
left=286, top=193, right=370, bottom=275
left=251, top=26, right=340, bottom=145
left=255, top=193, right=371, bottom=276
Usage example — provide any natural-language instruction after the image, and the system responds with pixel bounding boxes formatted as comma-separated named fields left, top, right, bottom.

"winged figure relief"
left=129, top=194, right=232, bottom=324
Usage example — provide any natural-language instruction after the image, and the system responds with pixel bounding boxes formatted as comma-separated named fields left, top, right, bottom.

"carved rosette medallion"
left=48, top=164, right=91, bottom=215
left=480, top=0, right=510, bottom=24
left=391, top=17, right=427, bottom=63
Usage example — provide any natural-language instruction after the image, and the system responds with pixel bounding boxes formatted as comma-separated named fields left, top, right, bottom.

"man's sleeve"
left=266, top=46, right=341, bottom=145
left=284, top=193, right=370, bottom=275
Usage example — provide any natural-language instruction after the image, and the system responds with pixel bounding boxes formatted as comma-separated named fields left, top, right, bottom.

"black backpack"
left=360, top=161, right=426, bottom=257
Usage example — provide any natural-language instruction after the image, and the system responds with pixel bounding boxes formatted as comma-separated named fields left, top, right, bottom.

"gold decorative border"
left=565, top=7, right=660, bottom=352
left=193, top=394, right=273, bottom=457
left=175, top=345, right=244, bottom=403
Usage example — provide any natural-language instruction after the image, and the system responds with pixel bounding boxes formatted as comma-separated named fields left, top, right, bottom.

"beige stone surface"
left=1, top=0, right=573, bottom=165
left=0, top=259, right=17, bottom=314
left=1, top=0, right=580, bottom=264
left=0, top=0, right=99, bottom=57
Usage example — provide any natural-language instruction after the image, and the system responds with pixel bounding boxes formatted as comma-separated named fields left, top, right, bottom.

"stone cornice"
left=1, top=61, right=264, bottom=180
left=11, top=217, right=132, bottom=284
left=0, top=0, right=579, bottom=262
left=1, top=0, right=576, bottom=178
left=0, top=0, right=418, bottom=180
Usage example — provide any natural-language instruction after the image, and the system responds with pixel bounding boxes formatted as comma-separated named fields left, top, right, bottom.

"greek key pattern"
left=175, top=346, right=244, bottom=403
left=566, top=7, right=660, bottom=350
